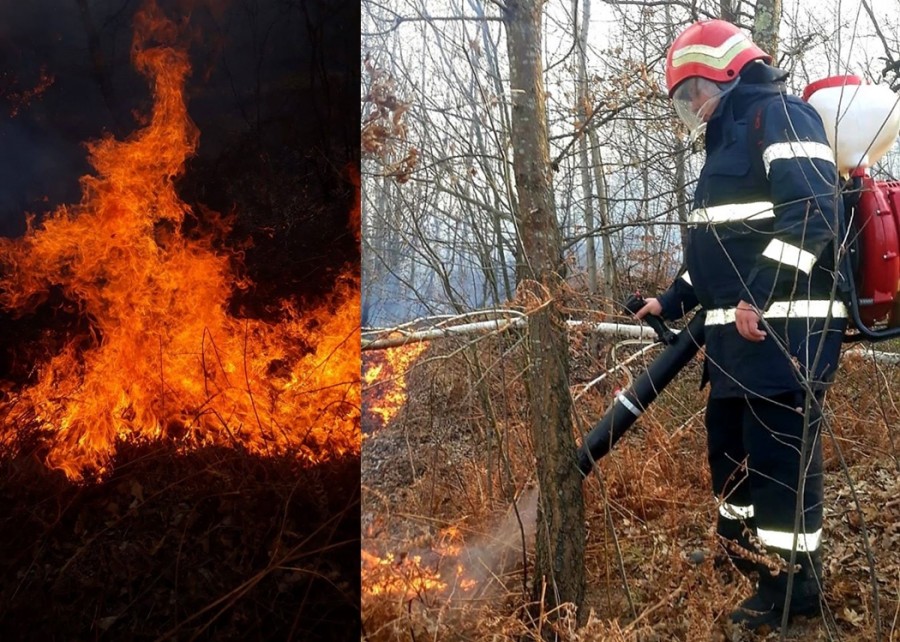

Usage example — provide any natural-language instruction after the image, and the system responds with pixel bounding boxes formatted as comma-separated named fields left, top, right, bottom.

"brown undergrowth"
left=0, top=439, right=360, bottom=641
left=362, top=302, right=900, bottom=641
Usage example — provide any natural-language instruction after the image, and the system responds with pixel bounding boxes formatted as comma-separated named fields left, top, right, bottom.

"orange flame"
left=362, top=525, right=478, bottom=600
left=361, top=550, right=448, bottom=598
left=362, top=341, right=427, bottom=430
left=0, top=2, right=359, bottom=480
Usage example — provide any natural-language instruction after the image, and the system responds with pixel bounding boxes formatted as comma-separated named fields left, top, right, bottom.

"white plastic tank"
left=803, top=75, right=900, bottom=176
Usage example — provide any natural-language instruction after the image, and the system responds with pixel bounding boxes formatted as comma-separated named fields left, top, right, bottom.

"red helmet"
left=665, top=20, right=771, bottom=97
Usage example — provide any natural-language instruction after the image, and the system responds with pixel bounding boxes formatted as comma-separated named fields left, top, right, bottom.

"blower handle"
left=623, top=293, right=677, bottom=345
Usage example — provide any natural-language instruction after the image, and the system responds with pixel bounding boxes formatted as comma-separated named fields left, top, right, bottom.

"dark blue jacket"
left=658, top=64, right=848, bottom=398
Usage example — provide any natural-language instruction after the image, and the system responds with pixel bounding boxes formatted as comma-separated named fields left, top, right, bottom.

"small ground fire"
left=362, top=525, right=479, bottom=600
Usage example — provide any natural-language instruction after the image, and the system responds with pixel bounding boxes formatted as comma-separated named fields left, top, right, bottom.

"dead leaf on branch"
left=362, top=57, right=416, bottom=184
left=386, top=148, right=419, bottom=185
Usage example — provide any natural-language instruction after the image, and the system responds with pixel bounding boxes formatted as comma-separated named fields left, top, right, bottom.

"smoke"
left=363, top=487, right=539, bottom=601
left=450, top=486, right=539, bottom=599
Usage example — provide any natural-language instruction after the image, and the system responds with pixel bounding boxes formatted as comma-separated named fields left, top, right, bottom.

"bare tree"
left=573, top=0, right=621, bottom=302
left=503, top=0, right=586, bottom=621
left=574, top=0, right=598, bottom=296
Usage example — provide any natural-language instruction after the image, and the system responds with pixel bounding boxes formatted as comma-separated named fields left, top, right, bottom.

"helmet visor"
left=672, top=77, right=738, bottom=141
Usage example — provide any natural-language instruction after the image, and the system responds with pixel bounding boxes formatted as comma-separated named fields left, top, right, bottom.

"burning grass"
left=362, top=341, right=429, bottom=433
left=361, top=303, right=900, bottom=641
left=0, top=1, right=360, bottom=481
left=0, top=1, right=361, bottom=639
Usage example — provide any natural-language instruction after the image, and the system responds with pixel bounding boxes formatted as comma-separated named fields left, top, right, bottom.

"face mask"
left=672, top=77, right=740, bottom=141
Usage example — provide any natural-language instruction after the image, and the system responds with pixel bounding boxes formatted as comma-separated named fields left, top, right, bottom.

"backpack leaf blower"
left=805, top=75, right=900, bottom=340
left=577, top=298, right=705, bottom=476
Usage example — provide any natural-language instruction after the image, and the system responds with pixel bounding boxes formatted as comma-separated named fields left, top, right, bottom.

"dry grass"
left=0, top=439, right=360, bottom=641
left=362, top=306, right=900, bottom=641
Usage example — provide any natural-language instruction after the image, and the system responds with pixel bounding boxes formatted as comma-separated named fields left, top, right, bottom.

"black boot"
left=730, top=550, right=822, bottom=633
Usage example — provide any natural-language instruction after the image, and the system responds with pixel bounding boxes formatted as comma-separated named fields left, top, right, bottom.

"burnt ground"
left=0, top=441, right=360, bottom=641
left=361, top=315, right=900, bottom=641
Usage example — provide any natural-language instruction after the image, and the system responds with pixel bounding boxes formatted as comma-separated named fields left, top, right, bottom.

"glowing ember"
left=5, top=65, right=55, bottom=118
left=0, top=1, right=359, bottom=480
left=362, top=341, right=427, bottom=430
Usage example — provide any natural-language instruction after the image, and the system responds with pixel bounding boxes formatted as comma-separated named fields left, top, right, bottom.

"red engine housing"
left=853, top=176, right=900, bottom=327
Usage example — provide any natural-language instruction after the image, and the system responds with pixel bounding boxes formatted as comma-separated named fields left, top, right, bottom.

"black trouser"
left=706, top=391, right=824, bottom=609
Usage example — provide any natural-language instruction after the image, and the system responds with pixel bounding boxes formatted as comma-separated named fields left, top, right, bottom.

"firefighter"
left=636, top=19, right=848, bottom=632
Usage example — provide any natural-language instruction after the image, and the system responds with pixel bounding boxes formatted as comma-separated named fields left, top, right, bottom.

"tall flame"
left=0, top=2, right=359, bottom=480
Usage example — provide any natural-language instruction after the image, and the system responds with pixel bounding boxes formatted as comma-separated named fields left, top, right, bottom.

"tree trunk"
left=587, top=136, right=618, bottom=299
left=673, top=137, right=689, bottom=223
left=574, top=0, right=597, bottom=296
left=503, top=0, right=586, bottom=623
left=720, top=0, right=739, bottom=23
left=752, top=0, right=782, bottom=58
left=578, top=144, right=598, bottom=293
left=667, top=4, right=691, bottom=229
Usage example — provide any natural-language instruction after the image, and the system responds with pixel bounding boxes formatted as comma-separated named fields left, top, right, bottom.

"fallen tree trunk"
left=363, top=315, right=900, bottom=366
left=362, top=317, right=659, bottom=349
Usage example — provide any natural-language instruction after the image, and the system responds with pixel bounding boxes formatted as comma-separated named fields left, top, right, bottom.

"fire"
left=362, top=525, right=479, bottom=600
left=0, top=2, right=359, bottom=480
left=361, top=550, right=448, bottom=598
left=362, top=340, right=427, bottom=431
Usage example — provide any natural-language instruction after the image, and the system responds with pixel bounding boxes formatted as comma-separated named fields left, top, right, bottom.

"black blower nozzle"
left=577, top=307, right=706, bottom=476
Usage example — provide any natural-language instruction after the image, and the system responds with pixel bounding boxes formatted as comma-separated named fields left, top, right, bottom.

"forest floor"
left=361, top=306, right=900, bottom=641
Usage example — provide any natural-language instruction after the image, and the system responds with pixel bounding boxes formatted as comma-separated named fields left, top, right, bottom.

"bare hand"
left=735, top=300, right=766, bottom=342
left=635, top=297, right=663, bottom=320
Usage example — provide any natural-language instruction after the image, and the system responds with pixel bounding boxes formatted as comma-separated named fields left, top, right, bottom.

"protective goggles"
left=672, top=77, right=739, bottom=141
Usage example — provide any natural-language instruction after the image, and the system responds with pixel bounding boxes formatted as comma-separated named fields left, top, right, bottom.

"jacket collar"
left=704, top=65, right=788, bottom=148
